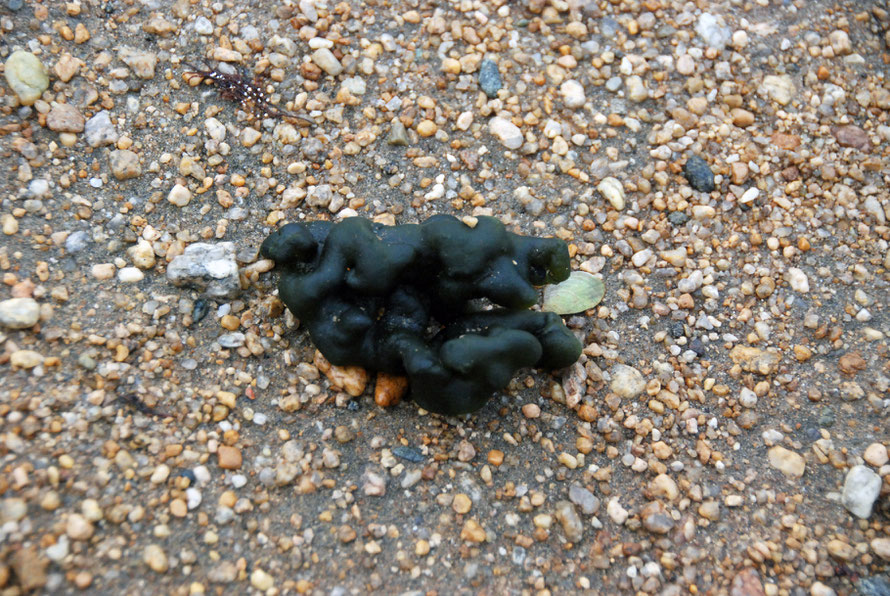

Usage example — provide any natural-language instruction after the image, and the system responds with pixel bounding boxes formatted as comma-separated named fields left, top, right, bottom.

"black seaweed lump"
left=261, top=215, right=583, bottom=415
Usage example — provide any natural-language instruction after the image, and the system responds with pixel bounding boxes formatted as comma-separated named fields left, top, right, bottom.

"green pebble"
left=4, top=50, right=49, bottom=106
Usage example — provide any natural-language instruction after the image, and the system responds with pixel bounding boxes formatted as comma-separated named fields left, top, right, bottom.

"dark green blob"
left=261, top=215, right=582, bottom=415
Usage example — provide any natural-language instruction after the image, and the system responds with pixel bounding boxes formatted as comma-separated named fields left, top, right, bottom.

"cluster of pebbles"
left=0, top=0, right=888, bottom=594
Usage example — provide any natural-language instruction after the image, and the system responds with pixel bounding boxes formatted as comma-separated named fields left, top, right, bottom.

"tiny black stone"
left=192, top=299, right=210, bottom=323
left=683, top=155, right=716, bottom=192
left=668, top=211, right=689, bottom=226
left=670, top=321, right=685, bottom=338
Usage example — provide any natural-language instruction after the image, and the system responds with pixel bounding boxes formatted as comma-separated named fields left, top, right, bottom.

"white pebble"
left=739, top=187, right=759, bottom=204
left=560, top=80, right=586, bottom=108
left=186, top=488, right=202, bottom=510
left=194, top=16, right=213, bottom=35
left=488, top=117, right=523, bottom=150
left=596, top=177, right=625, bottom=210
left=786, top=267, right=809, bottom=293
left=193, top=466, right=211, bottom=485
left=739, top=388, right=757, bottom=408
left=168, top=184, right=191, bottom=207
left=311, top=48, right=343, bottom=76
left=118, top=267, right=144, bottom=283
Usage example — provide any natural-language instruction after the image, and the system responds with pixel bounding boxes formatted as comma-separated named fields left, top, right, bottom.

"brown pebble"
left=832, top=125, right=869, bottom=151
left=452, top=493, right=472, bottom=514
left=170, top=498, right=187, bottom=517
left=11, top=546, right=48, bottom=591
left=460, top=519, right=487, bottom=543
left=217, top=445, right=242, bottom=470
left=521, top=403, right=541, bottom=418
left=730, top=162, right=749, bottom=184
left=220, top=314, right=240, bottom=330
left=74, top=571, right=93, bottom=589
left=771, top=132, right=801, bottom=150
left=730, top=568, right=765, bottom=596
left=315, top=351, right=368, bottom=397
left=838, top=352, right=866, bottom=375
left=730, top=346, right=781, bottom=375
left=577, top=404, right=597, bottom=422
left=338, top=525, right=357, bottom=543
left=374, top=373, right=408, bottom=407
left=827, top=539, right=856, bottom=561
left=487, top=450, right=504, bottom=466
left=731, top=108, right=754, bottom=127
left=755, top=278, right=775, bottom=298
left=793, top=345, right=812, bottom=362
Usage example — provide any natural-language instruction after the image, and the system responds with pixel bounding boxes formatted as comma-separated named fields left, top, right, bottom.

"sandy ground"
left=0, top=0, right=889, bottom=594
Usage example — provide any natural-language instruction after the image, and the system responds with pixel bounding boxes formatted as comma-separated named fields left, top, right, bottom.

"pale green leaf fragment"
left=542, top=271, right=605, bottom=315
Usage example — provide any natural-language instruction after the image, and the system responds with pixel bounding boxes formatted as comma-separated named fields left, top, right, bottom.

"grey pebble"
left=393, top=446, right=425, bottom=463
left=857, top=576, right=890, bottom=596
left=166, top=242, right=241, bottom=299
left=386, top=121, right=409, bottom=146
left=65, top=230, right=90, bottom=254
left=668, top=211, right=689, bottom=225
left=568, top=484, right=600, bottom=515
left=600, top=17, right=619, bottom=38
left=478, top=59, right=502, bottom=98
left=218, top=333, right=246, bottom=348
left=85, top=111, right=119, bottom=147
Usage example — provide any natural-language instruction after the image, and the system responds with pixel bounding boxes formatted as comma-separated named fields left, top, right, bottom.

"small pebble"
left=606, top=498, right=628, bottom=524
left=168, top=184, right=192, bottom=207
left=863, top=444, right=889, bottom=468
left=478, top=60, right=502, bottom=98
left=118, top=267, right=144, bottom=283
left=311, top=48, right=343, bottom=76
left=46, top=104, right=85, bottom=133
left=66, top=513, right=94, bottom=541
left=109, top=150, right=142, bottom=180
left=92, top=264, right=116, bottom=280
left=0, top=298, right=40, bottom=329
left=143, top=545, right=168, bottom=573
left=761, top=75, right=795, bottom=105
left=842, top=465, right=881, bottom=519
left=118, top=47, right=158, bottom=79
left=489, top=117, right=523, bottom=150
left=596, top=177, right=626, bottom=210
left=217, top=445, right=242, bottom=470
left=610, top=364, right=645, bottom=398
left=683, top=155, right=715, bottom=192
left=4, top=51, right=49, bottom=105
left=386, top=121, right=409, bottom=146
left=560, top=80, right=586, bottom=108
left=786, top=268, right=810, bottom=293
left=768, top=446, right=806, bottom=478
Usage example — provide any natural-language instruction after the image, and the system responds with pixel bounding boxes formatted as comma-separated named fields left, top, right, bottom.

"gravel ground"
left=1, top=0, right=889, bottom=594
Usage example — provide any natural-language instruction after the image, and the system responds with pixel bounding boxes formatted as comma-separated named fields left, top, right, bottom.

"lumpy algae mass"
left=261, top=215, right=582, bottom=415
